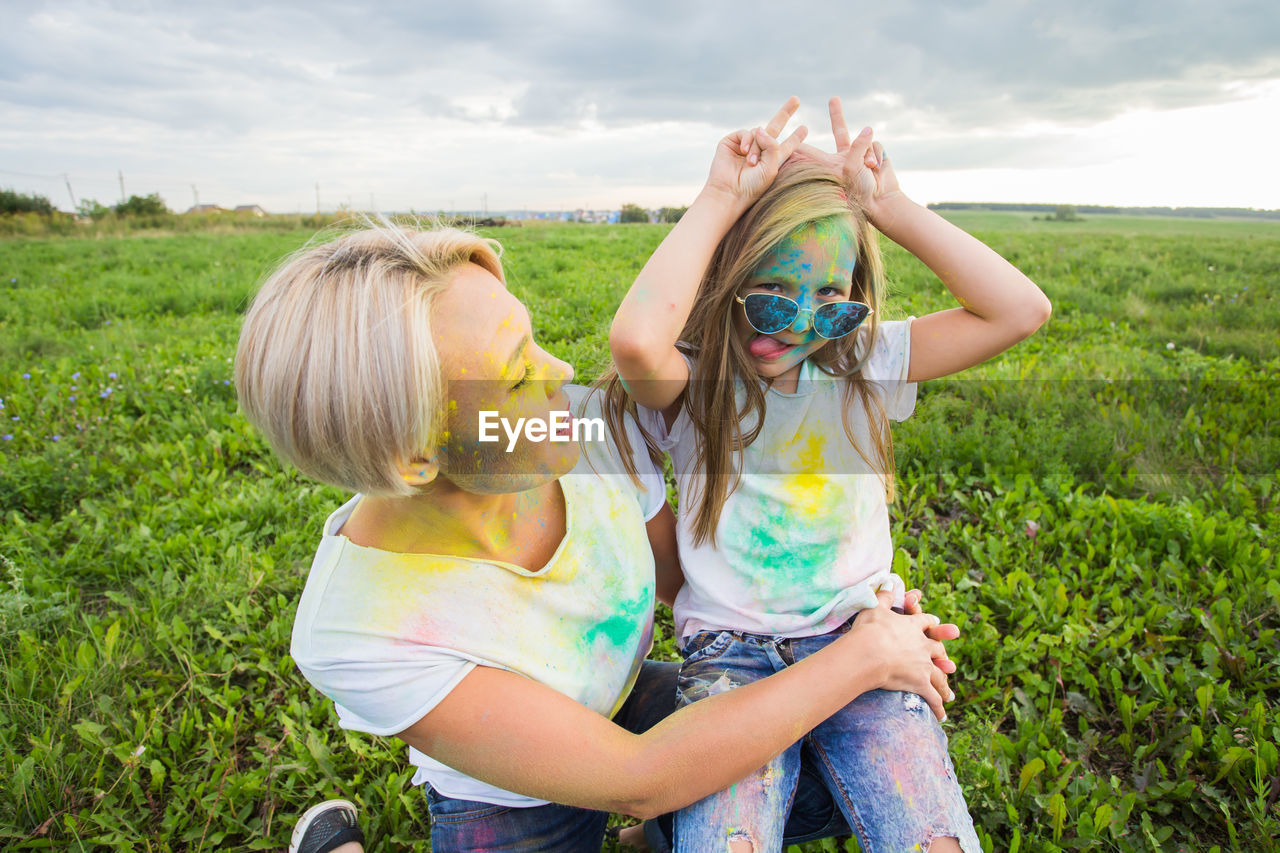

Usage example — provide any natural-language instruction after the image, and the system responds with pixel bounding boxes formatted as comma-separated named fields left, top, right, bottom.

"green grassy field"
left=1, top=218, right=1277, bottom=851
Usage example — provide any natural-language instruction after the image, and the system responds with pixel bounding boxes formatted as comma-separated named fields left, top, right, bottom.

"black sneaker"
left=289, top=799, right=364, bottom=853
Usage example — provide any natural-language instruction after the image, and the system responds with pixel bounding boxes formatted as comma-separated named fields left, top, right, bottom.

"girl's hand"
left=703, top=96, right=808, bottom=213
left=846, top=589, right=957, bottom=720
left=794, top=96, right=904, bottom=225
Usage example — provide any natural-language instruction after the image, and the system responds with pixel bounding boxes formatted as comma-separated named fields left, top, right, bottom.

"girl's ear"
left=398, top=456, right=440, bottom=487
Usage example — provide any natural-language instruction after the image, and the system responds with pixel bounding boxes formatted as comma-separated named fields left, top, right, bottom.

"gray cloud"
left=340, top=0, right=1280, bottom=130
left=9, top=0, right=1277, bottom=134
left=2, top=0, right=1277, bottom=208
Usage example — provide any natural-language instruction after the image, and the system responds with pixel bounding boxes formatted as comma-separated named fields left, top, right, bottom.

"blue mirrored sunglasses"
left=735, top=293, right=873, bottom=339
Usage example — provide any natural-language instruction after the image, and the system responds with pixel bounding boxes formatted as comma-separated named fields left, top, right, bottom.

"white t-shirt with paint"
left=290, top=385, right=665, bottom=807
left=639, top=320, right=916, bottom=640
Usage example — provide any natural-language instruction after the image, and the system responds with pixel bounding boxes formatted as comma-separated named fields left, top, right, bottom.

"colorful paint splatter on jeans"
left=674, top=626, right=982, bottom=853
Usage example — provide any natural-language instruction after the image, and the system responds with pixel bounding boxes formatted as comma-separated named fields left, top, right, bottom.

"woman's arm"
left=803, top=97, right=1052, bottom=382
left=397, top=592, right=955, bottom=820
left=610, top=98, right=807, bottom=418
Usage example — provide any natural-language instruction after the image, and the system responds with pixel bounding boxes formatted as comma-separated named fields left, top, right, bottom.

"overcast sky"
left=4, top=0, right=1279, bottom=213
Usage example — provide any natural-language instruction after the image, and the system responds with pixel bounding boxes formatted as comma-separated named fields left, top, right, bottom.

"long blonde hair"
left=600, top=160, right=895, bottom=545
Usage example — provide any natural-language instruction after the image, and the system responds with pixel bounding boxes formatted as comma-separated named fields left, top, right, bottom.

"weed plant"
left=0, top=220, right=1277, bottom=851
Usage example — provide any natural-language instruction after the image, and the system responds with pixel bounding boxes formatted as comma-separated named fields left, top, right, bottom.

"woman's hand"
left=702, top=96, right=808, bottom=214
left=904, top=587, right=959, bottom=675
left=793, top=96, right=904, bottom=225
left=844, top=588, right=958, bottom=721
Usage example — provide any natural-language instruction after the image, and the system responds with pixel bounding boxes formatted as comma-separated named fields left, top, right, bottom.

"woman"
left=236, top=157, right=957, bottom=853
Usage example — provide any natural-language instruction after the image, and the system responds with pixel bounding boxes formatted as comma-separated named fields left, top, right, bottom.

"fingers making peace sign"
left=793, top=96, right=903, bottom=223
left=703, top=96, right=809, bottom=214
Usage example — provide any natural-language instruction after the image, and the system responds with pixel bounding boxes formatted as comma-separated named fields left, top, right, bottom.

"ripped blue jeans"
left=675, top=621, right=981, bottom=853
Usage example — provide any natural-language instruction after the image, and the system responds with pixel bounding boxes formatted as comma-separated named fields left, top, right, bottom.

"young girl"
left=608, top=97, right=1052, bottom=852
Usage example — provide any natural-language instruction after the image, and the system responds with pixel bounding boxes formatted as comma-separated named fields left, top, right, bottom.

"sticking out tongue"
left=749, top=334, right=793, bottom=359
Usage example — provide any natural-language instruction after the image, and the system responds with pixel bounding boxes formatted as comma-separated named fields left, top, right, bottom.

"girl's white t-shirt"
left=290, top=385, right=665, bottom=807
left=639, top=319, right=916, bottom=640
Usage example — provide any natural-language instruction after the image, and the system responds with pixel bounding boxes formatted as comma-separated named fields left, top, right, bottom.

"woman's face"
left=733, top=217, right=858, bottom=382
left=430, top=263, right=578, bottom=494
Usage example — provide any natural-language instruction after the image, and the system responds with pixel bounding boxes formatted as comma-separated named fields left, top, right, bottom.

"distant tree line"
left=2, top=188, right=173, bottom=220
left=620, top=204, right=688, bottom=224
left=1, top=188, right=57, bottom=215
left=1, top=188, right=300, bottom=237
left=620, top=203, right=648, bottom=223
left=79, top=193, right=169, bottom=219
left=927, top=201, right=1280, bottom=221
left=1034, top=205, right=1083, bottom=222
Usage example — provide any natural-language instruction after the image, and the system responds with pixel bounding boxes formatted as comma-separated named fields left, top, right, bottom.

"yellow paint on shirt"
left=779, top=430, right=829, bottom=513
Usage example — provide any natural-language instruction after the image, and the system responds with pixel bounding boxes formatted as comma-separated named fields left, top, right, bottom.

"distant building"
left=235, top=204, right=268, bottom=217
left=186, top=204, right=227, bottom=214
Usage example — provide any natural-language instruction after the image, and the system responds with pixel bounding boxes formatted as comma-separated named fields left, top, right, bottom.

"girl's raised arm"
left=807, top=97, right=1052, bottom=382
left=610, top=97, right=807, bottom=419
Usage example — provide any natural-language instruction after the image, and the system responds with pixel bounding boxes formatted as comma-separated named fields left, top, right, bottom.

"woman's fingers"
left=873, top=586, right=897, bottom=610
left=927, top=621, right=961, bottom=642
left=911, top=611, right=942, bottom=633
left=932, top=665, right=954, bottom=710
left=904, top=588, right=923, bottom=614
left=828, top=96, right=852, bottom=152
left=917, top=613, right=958, bottom=672
left=908, top=609, right=959, bottom=643
left=915, top=667, right=946, bottom=722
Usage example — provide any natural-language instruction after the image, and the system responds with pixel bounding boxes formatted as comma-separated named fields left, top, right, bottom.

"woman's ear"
left=398, top=456, right=440, bottom=487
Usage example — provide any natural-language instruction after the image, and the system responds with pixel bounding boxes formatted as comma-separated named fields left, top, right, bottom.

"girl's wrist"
left=866, top=191, right=916, bottom=235
left=693, top=186, right=752, bottom=224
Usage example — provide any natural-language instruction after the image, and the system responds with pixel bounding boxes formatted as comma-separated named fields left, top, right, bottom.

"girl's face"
left=430, top=263, right=579, bottom=494
left=733, top=217, right=858, bottom=383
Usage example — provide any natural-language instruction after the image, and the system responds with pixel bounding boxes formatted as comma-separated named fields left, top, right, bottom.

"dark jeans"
left=424, top=659, right=850, bottom=852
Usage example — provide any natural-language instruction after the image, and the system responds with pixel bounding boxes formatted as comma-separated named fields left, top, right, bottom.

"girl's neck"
left=763, top=360, right=804, bottom=394
left=341, top=479, right=565, bottom=568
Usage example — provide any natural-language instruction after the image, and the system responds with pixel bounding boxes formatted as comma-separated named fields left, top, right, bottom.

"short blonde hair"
left=234, top=220, right=503, bottom=495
